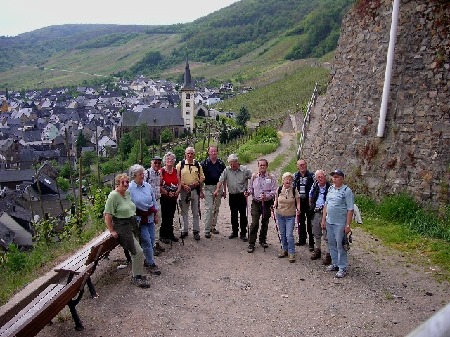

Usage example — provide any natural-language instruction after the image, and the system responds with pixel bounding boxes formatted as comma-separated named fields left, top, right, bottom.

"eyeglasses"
left=154, top=161, right=162, bottom=165
left=122, top=180, right=129, bottom=184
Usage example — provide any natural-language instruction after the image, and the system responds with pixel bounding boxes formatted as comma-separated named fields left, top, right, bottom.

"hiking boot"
left=170, top=235, right=179, bottom=243
left=309, top=245, right=315, bottom=252
left=295, top=241, right=306, bottom=246
left=205, top=232, right=211, bottom=239
left=259, top=241, right=268, bottom=248
left=229, top=233, right=238, bottom=239
left=212, top=229, right=220, bottom=234
left=288, top=253, right=296, bottom=263
left=311, top=248, right=321, bottom=260
left=193, top=232, right=201, bottom=241
left=131, top=275, right=150, bottom=288
left=147, top=263, right=161, bottom=275
left=322, top=253, right=332, bottom=265
left=154, top=242, right=165, bottom=252
left=240, top=234, right=248, bottom=242
left=326, top=264, right=339, bottom=272
left=247, top=244, right=255, bottom=253
left=180, top=232, right=188, bottom=239
left=335, top=269, right=347, bottom=278
left=278, top=249, right=288, bottom=258
left=153, top=248, right=161, bottom=257
left=160, top=238, right=171, bottom=244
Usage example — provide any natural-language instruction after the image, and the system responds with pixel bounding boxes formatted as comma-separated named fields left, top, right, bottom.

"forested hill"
left=0, top=0, right=352, bottom=88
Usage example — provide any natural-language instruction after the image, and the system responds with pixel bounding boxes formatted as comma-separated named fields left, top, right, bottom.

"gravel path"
left=38, top=118, right=449, bottom=337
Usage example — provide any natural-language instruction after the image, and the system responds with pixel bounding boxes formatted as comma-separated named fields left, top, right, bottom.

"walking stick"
left=176, top=200, right=184, bottom=246
left=271, top=206, right=282, bottom=250
left=246, top=195, right=249, bottom=241
left=211, top=194, right=218, bottom=239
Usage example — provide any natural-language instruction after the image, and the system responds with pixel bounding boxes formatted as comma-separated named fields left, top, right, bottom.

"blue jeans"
left=326, top=222, right=348, bottom=271
left=276, top=214, right=296, bottom=254
left=139, top=221, right=155, bottom=265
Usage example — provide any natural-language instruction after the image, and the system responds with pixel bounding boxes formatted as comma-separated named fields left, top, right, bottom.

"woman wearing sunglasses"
left=104, top=173, right=150, bottom=288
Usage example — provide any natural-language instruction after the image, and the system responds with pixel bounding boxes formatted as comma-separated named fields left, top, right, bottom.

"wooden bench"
left=54, top=231, right=118, bottom=298
left=0, top=263, right=95, bottom=337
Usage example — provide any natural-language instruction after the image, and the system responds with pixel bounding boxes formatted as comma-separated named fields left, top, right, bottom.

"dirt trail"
left=39, top=119, right=449, bottom=337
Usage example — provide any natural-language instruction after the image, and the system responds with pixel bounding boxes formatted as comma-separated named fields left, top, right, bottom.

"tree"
left=160, top=128, right=173, bottom=143
left=236, top=106, right=250, bottom=129
left=76, top=131, right=87, bottom=156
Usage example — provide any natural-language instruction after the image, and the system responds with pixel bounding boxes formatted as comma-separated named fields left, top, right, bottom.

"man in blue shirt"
left=321, top=169, right=354, bottom=278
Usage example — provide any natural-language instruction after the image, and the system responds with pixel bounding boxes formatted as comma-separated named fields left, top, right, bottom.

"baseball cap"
left=330, top=169, right=345, bottom=177
left=152, top=155, right=162, bottom=161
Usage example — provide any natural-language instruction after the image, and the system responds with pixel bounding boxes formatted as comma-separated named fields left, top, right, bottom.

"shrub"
left=355, top=195, right=377, bottom=216
left=378, top=193, right=419, bottom=223
left=4, top=244, right=27, bottom=272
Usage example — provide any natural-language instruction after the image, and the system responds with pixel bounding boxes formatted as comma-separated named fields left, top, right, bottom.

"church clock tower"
left=181, top=56, right=195, bottom=132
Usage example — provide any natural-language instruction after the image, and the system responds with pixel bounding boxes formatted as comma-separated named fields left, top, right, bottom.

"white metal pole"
left=377, top=0, right=401, bottom=137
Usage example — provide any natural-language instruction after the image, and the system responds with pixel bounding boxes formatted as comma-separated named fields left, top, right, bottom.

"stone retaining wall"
left=303, top=0, right=449, bottom=206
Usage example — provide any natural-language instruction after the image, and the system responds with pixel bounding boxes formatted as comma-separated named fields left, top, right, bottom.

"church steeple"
left=180, top=52, right=195, bottom=132
left=183, top=54, right=194, bottom=90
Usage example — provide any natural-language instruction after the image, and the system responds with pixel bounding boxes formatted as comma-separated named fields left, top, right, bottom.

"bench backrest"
left=0, top=263, right=95, bottom=337
left=85, top=234, right=118, bottom=266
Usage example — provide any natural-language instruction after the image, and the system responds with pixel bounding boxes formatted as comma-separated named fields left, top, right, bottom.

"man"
left=176, top=146, right=205, bottom=241
left=309, top=170, right=331, bottom=263
left=201, top=146, right=226, bottom=238
left=293, top=159, right=315, bottom=250
left=247, top=158, right=277, bottom=253
left=214, top=154, right=252, bottom=242
left=321, top=169, right=354, bottom=278
left=145, top=156, right=164, bottom=255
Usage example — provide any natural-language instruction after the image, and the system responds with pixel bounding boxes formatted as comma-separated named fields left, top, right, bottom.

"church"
left=118, top=57, right=195, bottom=142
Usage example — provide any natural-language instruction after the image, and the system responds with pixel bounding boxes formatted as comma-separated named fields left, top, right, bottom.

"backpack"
left=277, top=185, right=297, bottom=208
left=180, top=159, right=200, bottom=172
left=180, top=159, right=201, bottom=185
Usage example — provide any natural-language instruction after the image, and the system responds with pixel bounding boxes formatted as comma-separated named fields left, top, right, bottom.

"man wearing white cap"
left=214, top=154, right=252, bottom=241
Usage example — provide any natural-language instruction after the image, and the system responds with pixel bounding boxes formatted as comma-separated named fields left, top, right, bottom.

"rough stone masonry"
left=304, top=0, right=449, bottom=207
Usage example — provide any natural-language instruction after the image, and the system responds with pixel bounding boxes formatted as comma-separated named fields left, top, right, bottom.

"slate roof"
left=0, top=169, right=35, bottom=183
left=121, top=108, right=184, bottom=127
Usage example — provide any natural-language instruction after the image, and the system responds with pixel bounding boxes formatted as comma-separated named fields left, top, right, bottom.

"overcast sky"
left=0, top=0, right=241, bottom=36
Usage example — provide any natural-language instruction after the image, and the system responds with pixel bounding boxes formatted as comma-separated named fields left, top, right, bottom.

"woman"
left=274, top=172, right=300, bottom=263
left=159, top=151, right=181, bottom=244
left=104, top=173, right=149, bottom=288
left=128, top=164, right=161, bottom=276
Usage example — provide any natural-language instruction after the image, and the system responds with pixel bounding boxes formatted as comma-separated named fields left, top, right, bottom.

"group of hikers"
left=104, top=146, right=355, bottom=288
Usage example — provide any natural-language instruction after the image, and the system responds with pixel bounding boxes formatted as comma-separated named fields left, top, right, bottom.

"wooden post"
left=78, top=155, right=83, bottom=233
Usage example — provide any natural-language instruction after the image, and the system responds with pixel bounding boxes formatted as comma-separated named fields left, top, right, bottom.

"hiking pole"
left=246, top=194, right=249, bottom=242
left=271, top=206, right=282, bottom=250
left=176, top=200, right=184, bottom=246
left=211, top=194, right=218, bottom=239
left=261, top=194, right=266, bottom=252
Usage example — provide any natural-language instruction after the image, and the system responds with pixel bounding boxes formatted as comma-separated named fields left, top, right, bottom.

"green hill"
left=0, top=0, right=352, bottom=90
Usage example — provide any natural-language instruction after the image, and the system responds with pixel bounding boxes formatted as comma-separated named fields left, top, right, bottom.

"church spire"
left=183, top=53, right=193, bottom=90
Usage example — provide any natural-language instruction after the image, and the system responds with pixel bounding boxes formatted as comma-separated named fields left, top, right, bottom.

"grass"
left=354, top=218, right=450, bottom=282
left=355, top=199, right=450, bottom=283
left=216, top=65, right=329, bottom=121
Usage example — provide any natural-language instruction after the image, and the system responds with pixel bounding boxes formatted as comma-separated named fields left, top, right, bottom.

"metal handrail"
left=297, top=83, right=318, bottom=159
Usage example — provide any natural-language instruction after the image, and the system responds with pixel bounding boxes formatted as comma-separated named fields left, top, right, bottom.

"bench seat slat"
left=0, top=284, right=65, bottom=336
